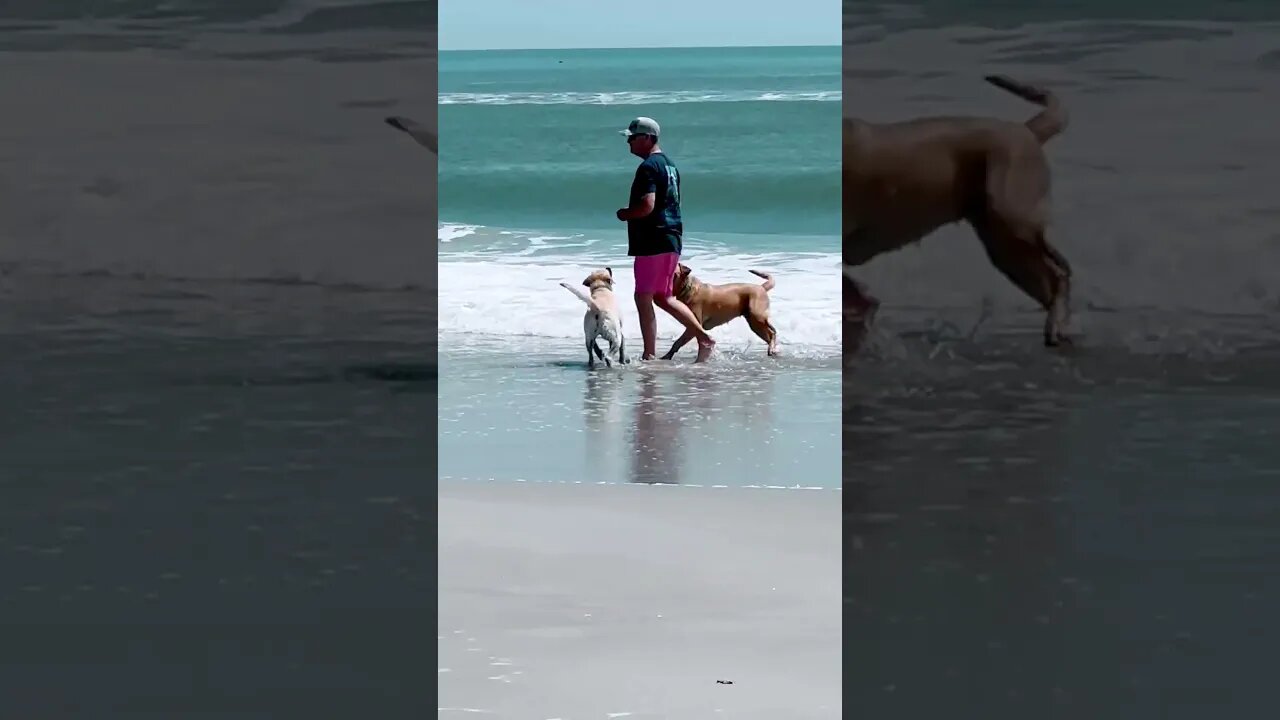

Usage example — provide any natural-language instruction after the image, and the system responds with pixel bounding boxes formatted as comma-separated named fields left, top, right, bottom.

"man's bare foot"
left=694, top=339, right=715, bottom=363
left=641, top=353, right=656, bottom=361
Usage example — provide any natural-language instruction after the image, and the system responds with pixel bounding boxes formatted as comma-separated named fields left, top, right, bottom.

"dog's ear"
left=582, top=276, right=591, bottom=287
left=606, top=266, right=613, bottom=278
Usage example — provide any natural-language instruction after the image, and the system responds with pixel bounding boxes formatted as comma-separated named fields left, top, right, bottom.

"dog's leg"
left=746, top=315, right=779, bottom=357
left=604, top=325, right=622, bottom=367
left=586, top=339, right=597, bottom=369
left=591, top=340, right=609, bottom=367
left=843, top=271, right=880, bottom=358
left=977, top=149, right=1074, bottom=346
left=842, top=225, right=893, bottom=358
left=842, top=262, right=880, bottom=317
left=745, top=293, right=779, bottom=357
left=618, top=333, right=629, bottom=365
left=661, top=329, right=696, bottom=360
left=1042, top=241, right=1074, bottom=331
left=970, top=214, right=1072, bottom=346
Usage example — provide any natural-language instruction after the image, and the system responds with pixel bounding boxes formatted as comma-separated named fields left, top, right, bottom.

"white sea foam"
left=439, top=223, right=480, bottom=242
left=438, top=226, right=841, bottom=357
left=438, top=89, right=841, bottom=106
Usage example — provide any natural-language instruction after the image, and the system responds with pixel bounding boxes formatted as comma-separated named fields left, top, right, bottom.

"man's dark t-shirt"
left=627, top=151, right=682, bottom=257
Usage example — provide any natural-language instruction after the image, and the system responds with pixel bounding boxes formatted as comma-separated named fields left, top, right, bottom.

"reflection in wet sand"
left=630, top=371, right=685, bottom=484
left=534, top=357, right=836, bottom=487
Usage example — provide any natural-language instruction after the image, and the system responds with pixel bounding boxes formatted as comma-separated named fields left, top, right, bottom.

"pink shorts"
left=633, top=252, right=680, bottom=297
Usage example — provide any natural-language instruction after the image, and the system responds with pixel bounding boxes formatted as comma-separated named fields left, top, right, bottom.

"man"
left=615, top=116, right=715, bottom=363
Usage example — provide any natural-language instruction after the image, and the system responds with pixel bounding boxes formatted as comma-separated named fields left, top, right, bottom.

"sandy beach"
left=438, top=480, right=841, bottom=719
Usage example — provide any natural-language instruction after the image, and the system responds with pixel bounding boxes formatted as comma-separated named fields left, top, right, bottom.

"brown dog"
left=843, top=75, right=1074, bottom=348
left=662, top=264, right=779, bottom=359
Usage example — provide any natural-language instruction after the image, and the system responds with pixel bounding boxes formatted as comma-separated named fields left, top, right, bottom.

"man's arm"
left=618, top=192, right=655, bottom=221
left=617, top=163, right=658, bottom=221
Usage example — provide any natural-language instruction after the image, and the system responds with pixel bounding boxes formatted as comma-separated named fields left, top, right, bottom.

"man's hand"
left=618, top=193, right=655, bottom=222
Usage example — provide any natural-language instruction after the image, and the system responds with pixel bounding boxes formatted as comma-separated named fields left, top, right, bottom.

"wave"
left=438, top=224, right=842, bottom=357
left=438, top=90, right=841, bottom=106
left=439, top=223, right=480, bottom=243
left=437, top=167, right=841, bottom=239
left=432, top=208, right=1278, bottom=367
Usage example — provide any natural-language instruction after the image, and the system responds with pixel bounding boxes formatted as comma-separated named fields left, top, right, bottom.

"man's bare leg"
left=654, top=295, right=715, bottom=363
left=634, top=292, right=659, bottom=360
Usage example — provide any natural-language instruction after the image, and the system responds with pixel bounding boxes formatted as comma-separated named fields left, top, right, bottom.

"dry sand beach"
left=438, top=480, right=841, bottom=719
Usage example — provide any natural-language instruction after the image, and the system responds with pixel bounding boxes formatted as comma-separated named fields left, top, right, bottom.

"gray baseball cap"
left=619, top=116, right=660, bottom=137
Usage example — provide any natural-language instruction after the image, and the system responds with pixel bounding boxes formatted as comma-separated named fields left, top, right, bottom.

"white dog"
left=560, top=267, right=628, bottom=368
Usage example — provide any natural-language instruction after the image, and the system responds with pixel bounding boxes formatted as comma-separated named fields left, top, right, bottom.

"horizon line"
left=439, top=42, right=840, bottom=53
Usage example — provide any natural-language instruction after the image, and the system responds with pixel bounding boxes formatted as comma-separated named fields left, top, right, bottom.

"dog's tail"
left=559, top=282, right=601, bottom=311
left=984, top=75, right=1067, bottom=145
left=748, top=269, right=775, bottom=292
left=385, top=116, right=438, bottom=155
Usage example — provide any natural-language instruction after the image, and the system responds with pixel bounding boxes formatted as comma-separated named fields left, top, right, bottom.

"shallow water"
left=440, top=344, right=839, bottom=487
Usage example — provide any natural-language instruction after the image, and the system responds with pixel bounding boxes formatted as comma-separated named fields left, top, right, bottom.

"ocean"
left=0, top=1, right=436, bottom=715
left=438, top=45, right=843, bottom=486
left=841, top=3, right=1280, bottom=718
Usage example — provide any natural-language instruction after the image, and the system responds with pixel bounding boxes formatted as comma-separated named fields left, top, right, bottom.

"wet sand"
left=438, top=480, right=841, bottom=719
left=439, top=346, right=840, bottom=488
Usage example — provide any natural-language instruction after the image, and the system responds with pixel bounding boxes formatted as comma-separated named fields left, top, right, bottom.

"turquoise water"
left=438, top=45, right=842, bottom=487
left=437, top=46, right=841, bottom=357
left=439, top=45, right=840, bottom=239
